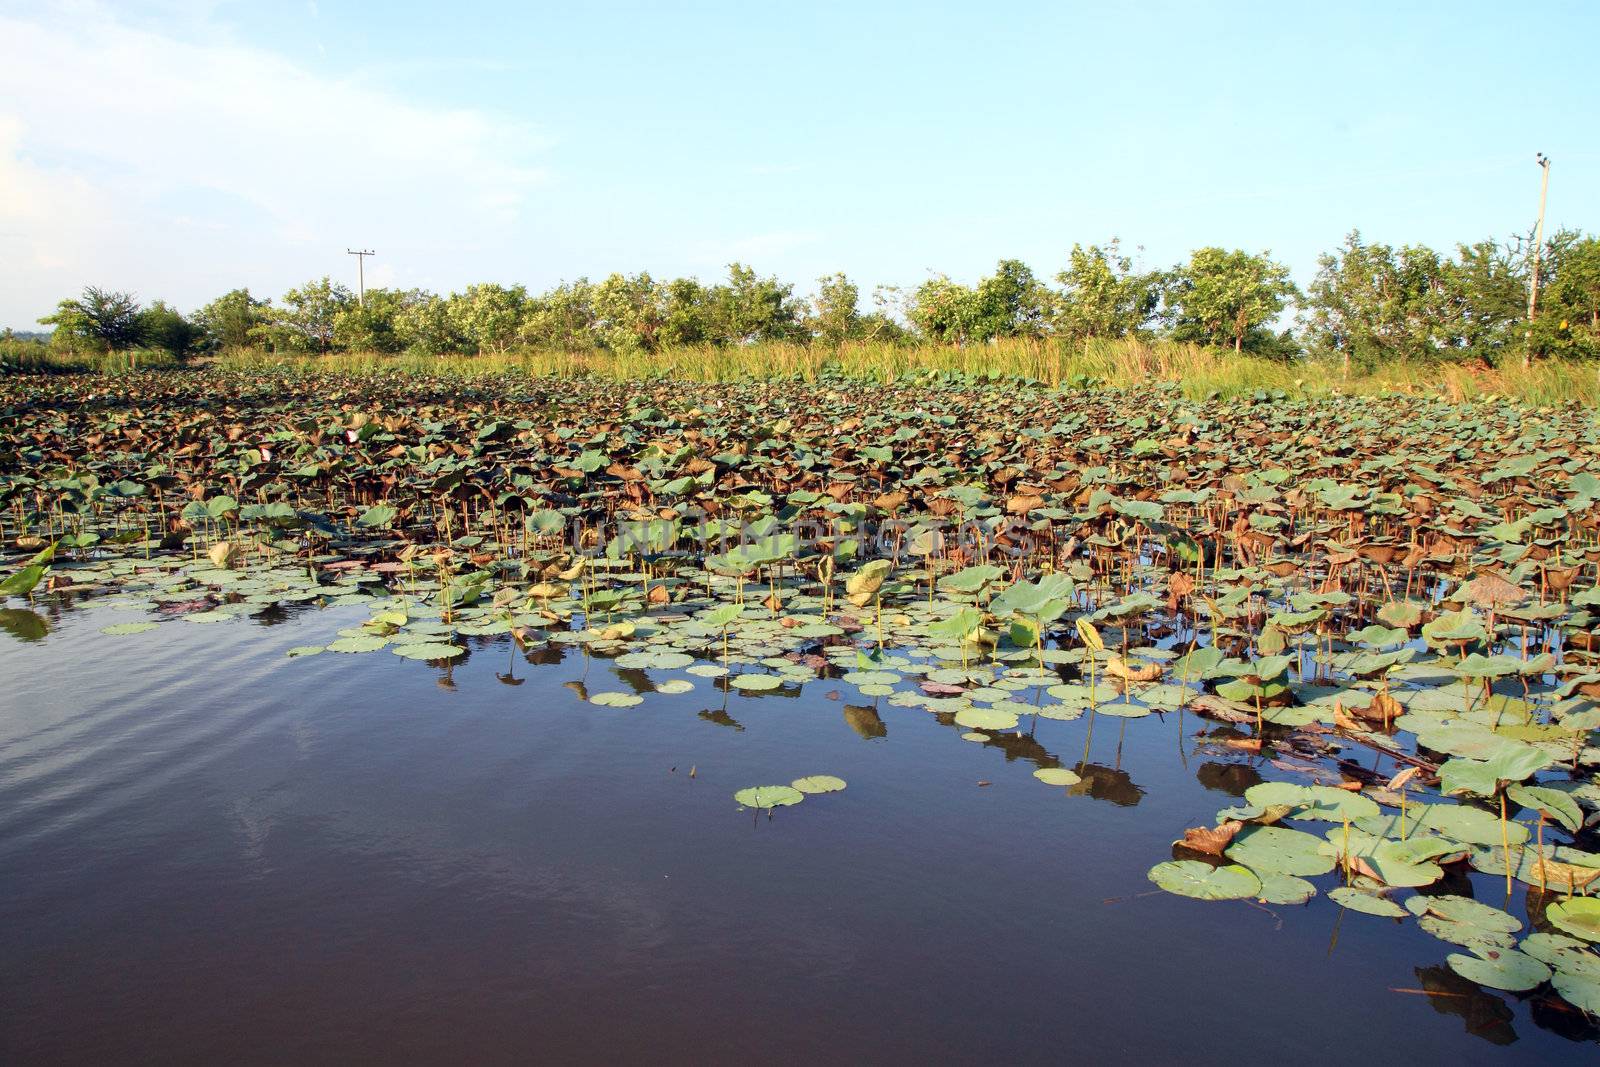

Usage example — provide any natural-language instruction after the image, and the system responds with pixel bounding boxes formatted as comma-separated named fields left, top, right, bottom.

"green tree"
left=522, top=280, right=598, bottom=351
left=1534, top=232, right=1600, bottom=359
left=193, top=288, right=271, bottom=351
left=1435, top=240, right=1524, bottom=361
left=592, top=273, right=667, bottom=353
left=1168, top=248, right=1298, bottom=353
left=1053, top=241, right=1161, bottom=345
left=709, top=264, right=805, bottom=344
left=332, top=288, right=436, bottom=353
left=659, top=278, right=713, bottom=348
left=971, top=259, right=1050, bottom=340
left=39, top=287, right=144, bottom=351
left=254, top=277, right=353, bottom=353
left=908, top=275, right=980, bottom=344
left=446, top=283, right=528, bottom=355
left=909, top=261, right=1050, bottom=345
left=392, top=291, right=466, bottom=355
left=137, top=301, right=203, bottom=358
left=810, top=272, right=862, bottom=346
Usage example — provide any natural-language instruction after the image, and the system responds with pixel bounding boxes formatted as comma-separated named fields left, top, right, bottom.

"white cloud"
left=0, top=2, right=546, bottom=324
left=687, top=230, right=820, bottom=271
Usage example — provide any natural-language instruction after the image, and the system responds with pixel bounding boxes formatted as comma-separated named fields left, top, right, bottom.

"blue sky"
left=2, top=0, right=1595, bottom=327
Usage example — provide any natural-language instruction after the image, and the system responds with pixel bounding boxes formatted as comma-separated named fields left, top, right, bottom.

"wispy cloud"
left=687, top=230, right=819, bottom=271
left=0, top=1, right=548, bottom=322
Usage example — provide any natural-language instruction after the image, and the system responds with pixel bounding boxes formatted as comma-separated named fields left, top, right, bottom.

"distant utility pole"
left=1524, top=154, right=1550, bottom=367
left=346, top=248, right=376, bottom=307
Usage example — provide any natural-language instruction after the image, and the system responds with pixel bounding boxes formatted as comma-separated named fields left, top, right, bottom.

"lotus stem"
left=1500, top=792, right=1512, bottom=897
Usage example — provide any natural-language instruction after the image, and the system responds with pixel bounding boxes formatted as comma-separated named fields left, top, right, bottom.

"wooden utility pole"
left=1524, top=154, right=1550, bottom=367
left=346, top=248, right=376, bottom=307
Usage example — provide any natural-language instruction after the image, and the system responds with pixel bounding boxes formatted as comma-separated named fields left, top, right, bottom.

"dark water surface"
left=1, top=602, right=1592, bottom=1064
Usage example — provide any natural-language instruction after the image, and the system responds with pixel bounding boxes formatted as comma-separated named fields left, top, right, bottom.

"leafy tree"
left=1168, top=248, right=1298, bottom=353
left=193, top=288, right=271, bottom=350
left=446, top=283, right=528, bottom=355
left=332, top=288, right=432, bottom=353
left=137, top=301, right=203, bottom=358
left=1053, top=241, right=1161, bottom=345
left=1305, top=232, right=1440, bottom=369
left=659, top=278, right=713, bottom=348
left=908, top=275, right=980, bottom=344
left=908, top=261, right=1049, bottom=345
left=522, top=280, right=598, bottom=351
left=972, top=260, right=1050, bottom=341
left=810, top=272, right=863, bottom=346
left=254, top=277, right=353, bottom=353
left=592, top=273, right=667, bottom=353
left=392, top=292, right=467, bottom=355
left=1533, top=233, right=1600, bottom=360
left=709, top=263, right=805, bottom=344
left=39, top=287, right=144, bottom=351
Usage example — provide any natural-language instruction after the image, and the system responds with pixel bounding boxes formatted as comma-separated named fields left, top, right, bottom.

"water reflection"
left=1068, top=762, right=1144, bottom=807
left=0, top=608, right=49, bottom=642
left=842, top=704, right=886, bottom=740
left=1414, top=965, right=1517, bottom=1046
left=1196, top=760, right=1262, bottom=796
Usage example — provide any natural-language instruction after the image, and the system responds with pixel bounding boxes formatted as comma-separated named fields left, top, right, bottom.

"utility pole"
left=1524, top=154, right=1550, bottom=367
left=346, top=248, right=376, bottom=307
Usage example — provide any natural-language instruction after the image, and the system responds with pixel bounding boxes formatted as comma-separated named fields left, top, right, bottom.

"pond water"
left=1, top=600, right=1593, bottom=1063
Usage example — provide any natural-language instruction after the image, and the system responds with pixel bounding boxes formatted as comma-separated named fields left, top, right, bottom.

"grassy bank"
left=22, top=336, right=1600, bottom=406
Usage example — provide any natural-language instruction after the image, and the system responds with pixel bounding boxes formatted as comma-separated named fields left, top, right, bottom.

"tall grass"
left=0, top=340, right=181, bottom=374
left=185, top=338, right=1600, bottom=406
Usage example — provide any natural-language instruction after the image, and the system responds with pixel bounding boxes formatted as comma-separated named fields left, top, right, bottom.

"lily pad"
left=1147, top=860, right=1260, bottom=901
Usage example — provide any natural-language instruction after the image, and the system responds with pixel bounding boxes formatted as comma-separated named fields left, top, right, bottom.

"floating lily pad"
left=391, top=642, right=465, bottom=660
left=1033, top=767, right=1081, bottom=787
left=734, top=785, right=804, bottom=809
left=1446, top=946, right=1551, bottom=992
left=1328, top=887, right=1406, bottom=917
left=1548, top=898, right=1600, bottom=942
left=589, top=692, right=644, bottom=707
left=1147, top=860, right=1260, bottom=900
left=1225, top=825, right=1337, bottom=877
left=100, top=621, right=159, bottom=635
left=791, top=775, right=847, bottom=794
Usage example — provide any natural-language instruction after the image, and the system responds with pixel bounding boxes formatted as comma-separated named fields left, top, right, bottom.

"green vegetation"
left=14, top=229, right=1600, bottom=385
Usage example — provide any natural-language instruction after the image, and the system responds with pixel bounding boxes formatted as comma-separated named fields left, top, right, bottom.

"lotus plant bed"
left=5, top=368, right=1600, bottom=1022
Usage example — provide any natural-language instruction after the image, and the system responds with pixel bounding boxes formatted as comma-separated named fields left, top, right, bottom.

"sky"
left=2, top=0, right=1596, bottom=328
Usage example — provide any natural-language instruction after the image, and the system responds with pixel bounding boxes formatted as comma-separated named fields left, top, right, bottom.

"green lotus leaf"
left=391, top=642, right=465, bottom=660
left=1225, top=825, right=1337, bottom=877
left=1446, top=946, right=1551, bottom=992
left=731, top=673, right=783, bottom=692
left=589, top=691, right=644, bottom=707
left=791, top=775, right=847, bottom=794
left=955, top=706, right=1020, bottom=731
left=1548, top=898, right=1600, bottom=942
left=1147, top=860, right=1260, bottom=901
left=1033, top=767, right=1081, bottom=786
left=734, top=785, right=804, bottom=810
left=101, top=621, right=159, bottom=635
left=1328, top=886, right=1406, bottom=917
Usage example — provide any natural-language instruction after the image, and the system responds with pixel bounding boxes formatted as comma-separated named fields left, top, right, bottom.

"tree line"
left=26, top=229, right=1600, bottom=367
